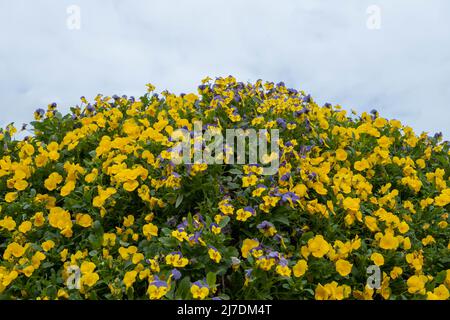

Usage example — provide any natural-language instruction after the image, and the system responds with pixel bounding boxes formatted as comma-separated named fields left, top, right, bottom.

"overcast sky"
left=1, top=0, right=449, bottom=138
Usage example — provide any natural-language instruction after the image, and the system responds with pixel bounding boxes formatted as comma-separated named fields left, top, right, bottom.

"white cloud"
left=1, top=0, right=449, bottom=138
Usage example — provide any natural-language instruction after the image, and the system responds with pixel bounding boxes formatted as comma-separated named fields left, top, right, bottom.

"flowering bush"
left=0, top=76, right=449, bottom=300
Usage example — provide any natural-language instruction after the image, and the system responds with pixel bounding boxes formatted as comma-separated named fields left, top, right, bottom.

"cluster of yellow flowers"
left=0, top=76, right=449, bottom=300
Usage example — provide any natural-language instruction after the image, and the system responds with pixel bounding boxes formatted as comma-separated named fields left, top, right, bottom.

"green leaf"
left=175, top=194, right=184, bottom=208
left=218, top=216, right=230, bottom=228
left=272, top=215, right=290, bottom=226
left=175, top=276, right=191, bottom=299
left=93, top=220, right=104, bottom=235
left=223, top=246, right=239, bottom=259
left=227, top=182, right=240, bottom=189
left=187, top=212, right=193, bottom=228
left=41, top=262, right=54, bottom=269
left=159, top=237, right=178, bottom=247
left=206, top=272, right=217, bottom=288
left=435, top=270, right=447, bottom=284
left=88, top=233, right=102, bottom=249
left=301, top=231, right=314, bottom=242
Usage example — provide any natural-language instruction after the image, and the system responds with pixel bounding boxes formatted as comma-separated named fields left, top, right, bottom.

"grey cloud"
left=0, top=0, right=449, bottom=138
